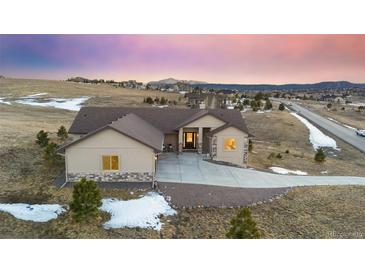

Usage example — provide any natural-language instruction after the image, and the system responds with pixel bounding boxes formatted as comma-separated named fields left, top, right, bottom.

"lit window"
left=102, top=155, right=119, bottom=171
left=224, top=138, right=236, bottom=151
left=186, top=132, right=193, bottom=142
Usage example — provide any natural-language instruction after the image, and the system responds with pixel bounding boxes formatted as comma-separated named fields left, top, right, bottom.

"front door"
left=183, top=132, right=196, bottom=149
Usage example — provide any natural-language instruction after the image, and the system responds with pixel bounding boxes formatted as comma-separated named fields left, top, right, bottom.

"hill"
left=192, top=81, right=365, bottom=92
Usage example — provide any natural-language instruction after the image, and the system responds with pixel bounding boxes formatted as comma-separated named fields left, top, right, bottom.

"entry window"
left=102, top=155, right=119, bottom=171
left=224, top=138, right=237, bottom=151
left=186, top=132, right=194, bottom=142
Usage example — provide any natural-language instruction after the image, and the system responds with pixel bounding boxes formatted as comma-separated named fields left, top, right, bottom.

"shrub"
left=36, top=130, right=49, bottom=147
left=314, top=148, right=326, bottom=163
left=250, top=100, right=259, bottom=111
left=264, top=98, right=272, bottom=110
left=44, top=142, right=62, bottom=165
left=243, top=98, right=250, bottom=106
left=69, top=178, right=102, bottom=222
left=248, top=139, right=253, bottom=152
left=279, top=103, right=285, bottom=111
left=226, top=208, right=262, bottom=239
left=160, top=97, right=168, bottom=105
left=327, top=103, right=332, bottom=109
left=285, top=149, right=290, bottom=154
left=145, top=97, right=153, bottom=104
left=359, top=106, right=365, bottom=111
left=276, top=153, right=282, bottom=159
left=57, top=125, right=68, bottom=141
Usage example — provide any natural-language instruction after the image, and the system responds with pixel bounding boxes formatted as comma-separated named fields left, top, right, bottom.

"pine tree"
left=226, top=208, right=262, bottom=239
left=314, top=148, right=326, bottom=163
left=250, top=100, right=258, bottom=111
left=36, top=130, right=49, bottom=147
left=69, top=178, right=102, bottom=222
left=264, top=98, right=273, bottom=110
left=57, top=125, right=68, bottom=141
left=278, top=103, right=285, bottom=111
left=44, top=142, right=62, bottom=164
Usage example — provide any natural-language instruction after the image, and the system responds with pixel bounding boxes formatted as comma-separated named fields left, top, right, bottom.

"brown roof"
left=60, top=113, right=164, bottom=153
left=68, top=107, right=249, bottom=135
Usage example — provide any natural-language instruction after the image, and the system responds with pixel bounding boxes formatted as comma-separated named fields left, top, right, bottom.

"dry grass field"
left=0, top=78, right=364, bottom=239
left=300, top=100, right=365, bottom=129
left=244, top=103, right=365, bottom=176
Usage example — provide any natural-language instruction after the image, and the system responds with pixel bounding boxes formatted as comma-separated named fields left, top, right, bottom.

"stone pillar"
left=198, top=127, right=203, bottom=153
left=178, top=128, right=183, bottom=153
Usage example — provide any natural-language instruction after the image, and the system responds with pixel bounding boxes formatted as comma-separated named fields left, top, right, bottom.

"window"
left=224, top=138, right=236, bottom=151
left=186, top=132, right=193, bottom=142
left=102, top=155, right=119, bottom=171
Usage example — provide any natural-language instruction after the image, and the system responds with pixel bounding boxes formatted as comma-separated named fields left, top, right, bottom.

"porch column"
left=178, top=128, right=183, bottom=153
left=198, top=127, right=203, bottom=153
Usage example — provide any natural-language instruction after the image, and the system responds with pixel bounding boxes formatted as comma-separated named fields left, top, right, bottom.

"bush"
left=327, top=103, right=332, bottom=109
left=314, top=148, right=326, bottom=163
left=264, top=98, right=272, bottom=110
left=57, top=125, right=68, bottom=141
left=36, top=130, right=49, bottom=147
left=285, top=149, right=290, bottom=154
left=145, top=97, right=153, bottom=104
left=226, top=208, right=262, bottom=239
left=279, top=103, right=285, bottom=111
left=248, top=139, right=253, bottom=152
left=160, top=97, right=168, bottom=105
left=44, top=142, right=62, bottom=165
left=276, top=153, right=282, bottom=159
left=69, top=178, right=102, bottom=222
left=250, top=100, right=259, bottom=111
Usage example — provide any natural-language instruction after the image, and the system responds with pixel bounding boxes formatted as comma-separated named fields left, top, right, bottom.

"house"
left=59, top=107, right=249, bottom=183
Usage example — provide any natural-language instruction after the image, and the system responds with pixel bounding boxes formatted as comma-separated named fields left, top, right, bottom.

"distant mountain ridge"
left=192, top=81, right=365, bottom=91
left=148, top=77, right=207, bottom=86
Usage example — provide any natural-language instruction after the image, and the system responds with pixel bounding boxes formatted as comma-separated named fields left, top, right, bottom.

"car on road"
left=356, top=129, right=365, bottom=137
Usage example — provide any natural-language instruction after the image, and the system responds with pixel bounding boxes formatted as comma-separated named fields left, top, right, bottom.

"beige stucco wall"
left=213, top=126, right=248, bottom=166
left=65, top=128, right=156, bottom=174
left=164, top=134, right=178, bottom=151
left=184, top=114, right=225, bottom=129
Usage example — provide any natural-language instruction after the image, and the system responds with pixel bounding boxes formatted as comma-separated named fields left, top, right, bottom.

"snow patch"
left=15, top=96, right=89, bottom=111
left=269, top=166, right=308, bottom=175
left=321, top=170, right=328, bottom=174
left=0, top=98, right=11, bottom=105
left=0, top=203, right=65, bottom=222
left=256, top=110, right=265, bottom=114
left=101, top=192, right=176, bottom=230
left=21, top=93, right=48, bottom=98
left=290, top=112, right=338, bottom=150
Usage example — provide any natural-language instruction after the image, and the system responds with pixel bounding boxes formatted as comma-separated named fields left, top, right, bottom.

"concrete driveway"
left=156, top=153, right=365, bottom=188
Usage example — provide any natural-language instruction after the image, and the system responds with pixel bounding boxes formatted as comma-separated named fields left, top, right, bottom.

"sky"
left=1, top=34, right=365, bottom=84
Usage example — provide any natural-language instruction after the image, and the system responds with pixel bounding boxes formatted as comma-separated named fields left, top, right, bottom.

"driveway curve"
left=156, top=153, right=365, bottom=188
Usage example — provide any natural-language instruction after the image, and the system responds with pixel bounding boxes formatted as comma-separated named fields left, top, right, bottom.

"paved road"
left=279, top=100, right=365, bottom=153
left=156, top=153, right=365, bottom=188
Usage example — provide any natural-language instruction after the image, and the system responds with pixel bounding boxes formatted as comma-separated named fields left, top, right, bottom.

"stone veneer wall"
left=67, top=172, right=154, bottom=183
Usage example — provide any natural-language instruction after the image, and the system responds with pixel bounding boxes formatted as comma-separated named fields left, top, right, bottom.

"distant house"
left=59, top=107, right=249, bottom=183
left=320, top=94, right=346, bottom=104
left=186, top=93, right=207, bottom=109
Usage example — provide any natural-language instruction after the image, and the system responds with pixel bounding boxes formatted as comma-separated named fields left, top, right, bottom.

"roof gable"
left=60, top=113, right=164, bottom=153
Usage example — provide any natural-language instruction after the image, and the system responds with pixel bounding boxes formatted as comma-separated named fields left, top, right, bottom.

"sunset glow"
left=1, top=34, right=365, bottom=84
